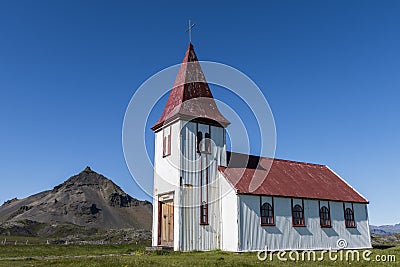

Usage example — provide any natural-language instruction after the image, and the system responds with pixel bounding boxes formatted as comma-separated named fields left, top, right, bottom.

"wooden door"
left=159, top=200, right=174, bottom=247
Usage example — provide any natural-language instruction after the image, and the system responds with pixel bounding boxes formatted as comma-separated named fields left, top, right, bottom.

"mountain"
left=0, top=167, right=152, bottom=238
left=370, top=224, right=400, bottom=235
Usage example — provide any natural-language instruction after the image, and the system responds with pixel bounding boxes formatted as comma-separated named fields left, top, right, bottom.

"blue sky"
left=0, top=0, right=399, bottom=225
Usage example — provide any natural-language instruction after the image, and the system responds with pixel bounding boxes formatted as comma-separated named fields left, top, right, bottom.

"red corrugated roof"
left=218, top=152, right=368, bottom=203
left=151, top=43, right=230, bottom=131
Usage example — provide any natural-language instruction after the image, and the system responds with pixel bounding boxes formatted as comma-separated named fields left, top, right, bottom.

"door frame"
left=157, top=191, right=174, bottom=246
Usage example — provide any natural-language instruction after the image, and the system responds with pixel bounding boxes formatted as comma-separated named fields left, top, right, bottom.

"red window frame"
left=344, top=203, right=356, bottom=228
left=200, top=201, right=208, bottom=225
left=319, top=201, right=331, bottom=228
left=292, top=199, right=305, bottom=227
left=260, top=197, right=275, bottom=226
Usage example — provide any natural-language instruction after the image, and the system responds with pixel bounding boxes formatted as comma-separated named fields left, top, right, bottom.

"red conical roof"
left=151, top=43, right=230, bottom=131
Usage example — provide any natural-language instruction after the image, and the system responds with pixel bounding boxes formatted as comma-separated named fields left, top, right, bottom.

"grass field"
left=0, top=244, right=398, bottom=267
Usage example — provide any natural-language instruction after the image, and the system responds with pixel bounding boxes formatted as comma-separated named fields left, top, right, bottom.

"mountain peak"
left=0, top=168, right=152, bottom=230
left=82, top=166, right=93, bottom=173
left=56, top=167, right=116, bottom=193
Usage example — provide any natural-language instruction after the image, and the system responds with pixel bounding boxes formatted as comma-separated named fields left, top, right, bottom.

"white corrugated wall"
left=179, top=122, right=226, bottom=251
left=237, top=195, right=372, bottom=251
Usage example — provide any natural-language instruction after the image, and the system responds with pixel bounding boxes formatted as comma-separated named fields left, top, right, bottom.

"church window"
left=292, top=199, right=305, bottom=226
left=260, top=198, right=274, bottom=226
left=344, top=204, right=356, bottom=228
left=196, top=123, right=211, bottom=154
left=196, top=131, right=203, bottom=153
left=204, top=132, right=211, bottom=153
left=200, top=201, right=208, bottom=225
left=319, top=205, right=331, bottom=227
left=163, top=126, right=171, bottom=157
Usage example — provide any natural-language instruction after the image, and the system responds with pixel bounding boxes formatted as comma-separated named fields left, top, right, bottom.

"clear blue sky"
left=0, top=0, right=399, bottom=225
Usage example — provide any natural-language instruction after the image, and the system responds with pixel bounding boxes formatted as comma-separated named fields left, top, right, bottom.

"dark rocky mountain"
left=0, top=167, right=152, bottom=239
left=370, top=224, right=400, bottom=235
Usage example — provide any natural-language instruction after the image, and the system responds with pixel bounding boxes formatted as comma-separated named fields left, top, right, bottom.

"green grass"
left=0, top=245, right=398, bottom=267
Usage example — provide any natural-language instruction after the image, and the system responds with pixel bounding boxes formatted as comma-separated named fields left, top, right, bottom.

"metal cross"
left=185, top=20, right=195, bottom=43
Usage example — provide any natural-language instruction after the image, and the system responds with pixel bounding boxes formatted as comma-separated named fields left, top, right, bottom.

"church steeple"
left=151, top=43, right=230, bottom=131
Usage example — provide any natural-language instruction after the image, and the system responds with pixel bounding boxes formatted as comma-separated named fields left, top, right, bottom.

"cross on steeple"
left=185, top=20, right=195, bottom=43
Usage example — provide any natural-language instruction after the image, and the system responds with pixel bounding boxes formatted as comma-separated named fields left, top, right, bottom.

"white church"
left=150, top=43, right=372, bottom=251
